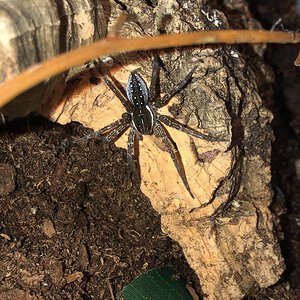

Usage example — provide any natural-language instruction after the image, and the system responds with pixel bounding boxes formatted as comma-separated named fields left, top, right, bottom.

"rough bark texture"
left=0, top=0, right=106, bottom=116
left=1, top=0, right=285, bottom=299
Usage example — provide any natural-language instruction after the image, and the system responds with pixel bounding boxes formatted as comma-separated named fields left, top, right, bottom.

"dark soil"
left=0, top=120, right=195, bottom=299
left=0, top=2, right=299, bottom=300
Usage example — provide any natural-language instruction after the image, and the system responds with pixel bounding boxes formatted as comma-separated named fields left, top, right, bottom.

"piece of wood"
left=0, top=0, right=106, bottom=116
left=2, top=0, right=285, bottom=299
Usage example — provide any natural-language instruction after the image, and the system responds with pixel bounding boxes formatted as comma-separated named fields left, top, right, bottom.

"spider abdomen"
left=132, top=105, right=155, bottom=135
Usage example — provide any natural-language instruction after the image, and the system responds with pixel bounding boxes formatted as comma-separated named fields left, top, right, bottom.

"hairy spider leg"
left=157, top=113, right=224, bottom=142
left=127, top=127, right=141, bottom=182
left=154, top=122, right=194, bottom=198
left=76, top=114, right=130, bottom=143
left=99, top=114, right=130, bottom=135
left=93, top=59, right=132, bottom=111
left=102, top=75, right=132, bottom=111
left=149, top=54, right=160, bottom=101
left=101, top=121, right=130, bottom=143
left=154, top=66, right=198, bottom=109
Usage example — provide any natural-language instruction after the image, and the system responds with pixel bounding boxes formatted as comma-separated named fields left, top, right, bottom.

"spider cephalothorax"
left=87, top=56, right=223, bottom=198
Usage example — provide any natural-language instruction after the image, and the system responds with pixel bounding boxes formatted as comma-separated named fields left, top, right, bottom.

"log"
left=0, top=0, right=106, bottom=116
left=0, top=0, right=285, bottom=299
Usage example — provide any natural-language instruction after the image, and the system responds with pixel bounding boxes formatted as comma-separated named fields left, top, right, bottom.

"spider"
left=84, top=55, right=223, bottom=198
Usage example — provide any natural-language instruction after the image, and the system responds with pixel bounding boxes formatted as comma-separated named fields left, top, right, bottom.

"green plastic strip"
left=118, top=267, right=194, bottom=300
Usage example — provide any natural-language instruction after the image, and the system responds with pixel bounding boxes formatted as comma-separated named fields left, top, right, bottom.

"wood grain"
left=0, top=0, right=106, bottom=115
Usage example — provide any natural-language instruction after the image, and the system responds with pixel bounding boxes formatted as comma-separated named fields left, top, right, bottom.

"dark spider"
left=84, top=55, right=223, bottom=198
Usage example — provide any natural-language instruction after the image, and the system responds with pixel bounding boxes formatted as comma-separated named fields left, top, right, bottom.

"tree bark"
left=1, top=0, right=285, bottom=299
left=0, top=0, right=106, bottom=116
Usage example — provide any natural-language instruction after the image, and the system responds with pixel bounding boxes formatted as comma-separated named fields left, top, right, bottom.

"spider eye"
left=126, top=72, right=149, bottom=106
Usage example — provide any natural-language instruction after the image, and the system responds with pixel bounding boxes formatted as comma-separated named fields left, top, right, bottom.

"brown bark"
left=1, top=0, right=285, bottom=299
left=0, top=0, right=106, bottom=116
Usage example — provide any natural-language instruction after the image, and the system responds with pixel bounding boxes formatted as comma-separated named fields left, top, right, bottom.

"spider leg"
left=102, top=75, right=132, bottom=111
left=99, top=114, right=130, bottom=135
left=94, top=60, right=132, bottom=111
left=102, top=121, right=130, bottom=143
left=154, top=66, right=197, bottom=109
left=76, top=114, right=130, bottom=143
left=149, top=54, right=160, bottom=101
left=153, top=122, right=194, bottom=198
left=127, top=127, right=141, bottom=183
left=157, top=113, right=225, bottom=142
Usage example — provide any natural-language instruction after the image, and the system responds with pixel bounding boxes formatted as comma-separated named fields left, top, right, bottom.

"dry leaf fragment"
left=42, top=219, right=56, bottom=238
left=66, top=271, right=84, bottom=283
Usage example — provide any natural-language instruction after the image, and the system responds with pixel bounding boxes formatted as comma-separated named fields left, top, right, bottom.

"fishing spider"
left=86, top=55, right=222, bottom=198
